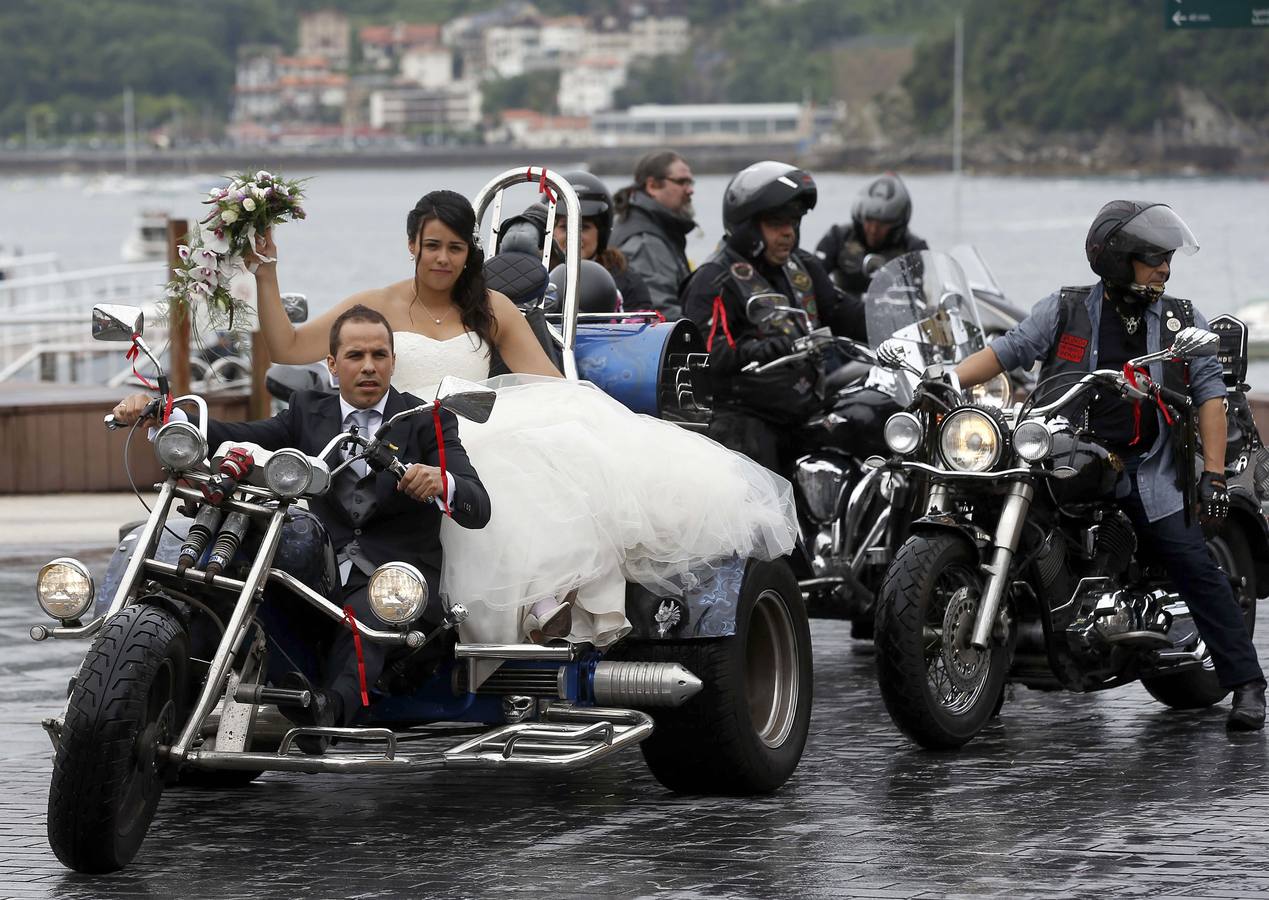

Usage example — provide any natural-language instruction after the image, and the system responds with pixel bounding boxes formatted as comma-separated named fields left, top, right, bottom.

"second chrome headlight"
left=264, top=449, right=313, bottom=498
left=154, top=421, right=207, bottom=471
left=368, top=562, right=429, bottom=625
left=883, top=412, right=923, bottom=455
left=939, top=408, right=1002, bottom=472
left=1013, top=420, right=1053, bottom=462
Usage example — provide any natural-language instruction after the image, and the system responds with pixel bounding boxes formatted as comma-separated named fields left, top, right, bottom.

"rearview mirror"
left=436, top=375, right=496, bottom=424
left=938, top=291, right=966, bottom=312
left=281, top=293, right=309, bottom=324
left=863, top=253, right=886, bottom=277
left=1170, top=326, right=1219, bottom=359
left=92, top=304, right=144, bottom=342
left=744, top=292, right=784, bottom=324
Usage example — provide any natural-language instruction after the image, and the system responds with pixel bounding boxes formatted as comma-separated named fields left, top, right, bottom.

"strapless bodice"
left=392, top=331, right=491, bottom=399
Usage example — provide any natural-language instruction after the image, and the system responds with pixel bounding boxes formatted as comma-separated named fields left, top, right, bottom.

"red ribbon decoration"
left=1122, top=363, right=1174, bottom=446
left=530, top=166, right=556, bottom=203
left=706, top=294, right=735, bottom=351
left=126, top=334, right=173, bottom=423
left=432, top=400, right=451, bottom=517
left=342, top=604, right=370, bottom=707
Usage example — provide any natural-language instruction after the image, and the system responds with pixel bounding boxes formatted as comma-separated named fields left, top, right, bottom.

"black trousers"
left=1119, top=463, right=1263, bottom=689
left=324, top=572, right=386, bottom=725
left=706, top=406, right=796, bottom=475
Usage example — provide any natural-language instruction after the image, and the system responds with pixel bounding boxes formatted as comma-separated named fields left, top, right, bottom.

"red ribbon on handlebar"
left=342, top=604, right=370, bottom=707
left=126, top=334, right=173, bottom=423
left=1122, top=363, right=1174, bottom=447
left=432, top=401, right=451, bottom=517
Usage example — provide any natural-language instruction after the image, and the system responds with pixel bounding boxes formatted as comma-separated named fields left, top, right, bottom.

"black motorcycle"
left=753, top=251, right=1012, bottom=637
left=872, top=317, right=1269, bottom=748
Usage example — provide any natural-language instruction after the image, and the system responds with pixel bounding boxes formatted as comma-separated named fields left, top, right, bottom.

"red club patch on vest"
left=1056, top=333, right=1088, bottom=363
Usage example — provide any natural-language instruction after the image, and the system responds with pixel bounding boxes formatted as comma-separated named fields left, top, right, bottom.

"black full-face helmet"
left=722, top=161, right=818, bottom=259
left=542, top=170, right=615, bottom=252
left=850, top=173, right=913, bottom=238
left=1085, top=200, right=1198, bottom=298
left=548, top=259, right=621, bottom=314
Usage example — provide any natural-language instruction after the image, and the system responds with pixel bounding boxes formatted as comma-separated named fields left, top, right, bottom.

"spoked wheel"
left=618, top=558, right=813, bottom=795
left=48, top=604, right=189, bottom=873
left=875, top=533, right=1010, bottom=749
left=1142, top=523, right=1257, bottom=709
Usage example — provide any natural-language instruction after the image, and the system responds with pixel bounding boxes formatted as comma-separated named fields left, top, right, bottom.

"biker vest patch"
left=1056, top=333, right=1088, bottom=363
left=712, top=246, right=819, bottom=331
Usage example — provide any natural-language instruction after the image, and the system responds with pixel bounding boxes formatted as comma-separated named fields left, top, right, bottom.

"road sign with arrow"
left=1166, top=0, right=1269, bottom=28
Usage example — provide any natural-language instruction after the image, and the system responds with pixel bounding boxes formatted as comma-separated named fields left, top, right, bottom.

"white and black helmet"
left=722, top=161, right=817, bottom=258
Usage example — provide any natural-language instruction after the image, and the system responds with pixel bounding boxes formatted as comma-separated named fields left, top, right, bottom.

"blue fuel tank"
left=573, top=319, right=706, bottom=418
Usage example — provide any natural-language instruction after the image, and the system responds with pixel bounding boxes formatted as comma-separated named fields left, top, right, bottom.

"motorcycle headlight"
left=883, top=412, right=923, bottom=455
left=368, top=562, right=429, bottom=625
left=264, top=449, right=313, bottom=499
left=939, top=408, right=1002, bottom=472
left=1013, top=420, right=1053, bottom=463
left=968, top=372, right=1012, bottom=409
left=36, top=558, right=95, bottom=621
left=154, top=421, right=206, bottom=471
left=795, top=457, right=848, bottom=522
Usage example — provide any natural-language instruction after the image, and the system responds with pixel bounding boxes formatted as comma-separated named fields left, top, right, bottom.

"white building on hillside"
left=558, top=58, right=628, bottom=116
left=629, top=16, right=690, bottom=58
left=369, top=84, right=481, bottom=131
left=299, top=10, right=351, bottom=70
left=591, top=102, right=843, bottom=146
left=401, top=46, right=456, bottom=89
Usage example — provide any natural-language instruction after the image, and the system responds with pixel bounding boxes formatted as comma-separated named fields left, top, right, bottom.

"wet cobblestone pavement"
left=3, top=548, right=1268, bottom=899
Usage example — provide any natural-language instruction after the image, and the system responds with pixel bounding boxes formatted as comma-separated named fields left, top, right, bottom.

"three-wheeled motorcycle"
left=29, top=169, right=813, bottom=873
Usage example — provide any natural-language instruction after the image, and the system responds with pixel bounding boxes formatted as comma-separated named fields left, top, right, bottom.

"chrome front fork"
left=970, top=481, right=1034, bottom=650
left=170, top=507, right=289, bottom=761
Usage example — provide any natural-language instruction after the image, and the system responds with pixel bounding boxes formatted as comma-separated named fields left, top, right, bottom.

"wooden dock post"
left=166, top=218, right=191, bottom=396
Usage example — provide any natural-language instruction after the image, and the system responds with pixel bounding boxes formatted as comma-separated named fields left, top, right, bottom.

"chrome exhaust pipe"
left=592, top=661, right=702, bottom=708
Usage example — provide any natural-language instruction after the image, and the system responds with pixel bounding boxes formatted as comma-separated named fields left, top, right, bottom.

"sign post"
left=1165, top=0, right=1269, bottom=29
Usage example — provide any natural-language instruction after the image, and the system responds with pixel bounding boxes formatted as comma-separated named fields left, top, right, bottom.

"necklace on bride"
left=417, top=300, right=454, bottom=326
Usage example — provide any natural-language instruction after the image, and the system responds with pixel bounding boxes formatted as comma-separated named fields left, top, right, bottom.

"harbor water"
left=4, top=166, right=1268, bottom=380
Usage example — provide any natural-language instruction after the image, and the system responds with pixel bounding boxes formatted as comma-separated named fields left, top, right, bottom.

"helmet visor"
left=1112, top=204, right=1199, bottom=259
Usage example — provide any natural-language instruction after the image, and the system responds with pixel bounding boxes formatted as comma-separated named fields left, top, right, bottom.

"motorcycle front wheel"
left=875, top=532, right=1010, bottom=749
left=47, top=604, right=189, bottom=873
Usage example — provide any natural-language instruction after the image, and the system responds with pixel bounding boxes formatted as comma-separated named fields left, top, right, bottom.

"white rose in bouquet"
left=242, top=197, right=257, bottom=212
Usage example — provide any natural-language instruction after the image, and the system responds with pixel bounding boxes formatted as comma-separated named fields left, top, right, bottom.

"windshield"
left=949, top=245, right=1005, bottom=301
left=863, top=250, right=985, bottom=404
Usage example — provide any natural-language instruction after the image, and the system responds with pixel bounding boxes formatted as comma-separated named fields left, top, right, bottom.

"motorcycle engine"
left=1090, top=510, right=1136, bottom=579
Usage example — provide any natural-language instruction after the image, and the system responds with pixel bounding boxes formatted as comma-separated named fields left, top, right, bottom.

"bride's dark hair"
left=406, top=190, right=496, bottom=349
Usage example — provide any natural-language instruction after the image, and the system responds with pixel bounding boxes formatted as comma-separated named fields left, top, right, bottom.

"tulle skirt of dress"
left=440, top=375, right=798, bottom=647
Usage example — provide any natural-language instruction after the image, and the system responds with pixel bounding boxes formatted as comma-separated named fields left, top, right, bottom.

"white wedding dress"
left=391, top=330, right=798, bottom=647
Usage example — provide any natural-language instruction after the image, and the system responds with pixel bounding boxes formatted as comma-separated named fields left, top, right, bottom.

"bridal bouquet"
left=162, top=170, right=307, bottom=331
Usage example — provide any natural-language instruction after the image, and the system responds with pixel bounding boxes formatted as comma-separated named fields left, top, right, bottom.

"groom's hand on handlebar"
left=398, top=463, right=444, bottom=504
left=112, top=393, right=160, bottom=426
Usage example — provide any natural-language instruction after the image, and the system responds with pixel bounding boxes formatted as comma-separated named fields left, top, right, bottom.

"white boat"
left=120, top=210, right=170, bottom=263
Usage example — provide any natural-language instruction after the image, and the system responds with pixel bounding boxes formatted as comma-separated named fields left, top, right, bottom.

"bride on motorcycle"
left=248, top=189, right=798, bottom=647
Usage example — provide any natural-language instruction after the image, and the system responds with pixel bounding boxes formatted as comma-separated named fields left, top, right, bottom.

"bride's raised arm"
left=489, top=291, right=564, bottom=377
left=252, top=229, right=385, bottom=365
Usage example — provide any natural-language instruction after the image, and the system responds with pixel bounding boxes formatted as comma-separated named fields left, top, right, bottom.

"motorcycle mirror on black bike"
left=938, top=291, right=967, bottom=312
left=745, top=292, right=811, bottom=334
left=92, top=304, right=144, bottom=342
left=1129, top=327, right=1220, bottom=368
left=862, top=253, right=886, bottom=277
left=281, top=293, right=309, bottom=324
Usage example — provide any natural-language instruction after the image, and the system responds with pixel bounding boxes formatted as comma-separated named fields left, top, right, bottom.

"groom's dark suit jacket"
left=205, top=386, right=490, bottom=603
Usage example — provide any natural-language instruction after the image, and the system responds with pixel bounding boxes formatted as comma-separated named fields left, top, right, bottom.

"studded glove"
left=745, top=334, right=796, bottom=365
left=1198, top=470, right=1230, bottom=524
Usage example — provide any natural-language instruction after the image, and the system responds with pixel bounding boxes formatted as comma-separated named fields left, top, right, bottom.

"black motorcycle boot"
left=1226, top=679, right=1266, bottom=732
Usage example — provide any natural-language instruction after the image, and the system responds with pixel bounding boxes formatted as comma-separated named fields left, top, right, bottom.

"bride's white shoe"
left=523, top=591, right=576, bottom=643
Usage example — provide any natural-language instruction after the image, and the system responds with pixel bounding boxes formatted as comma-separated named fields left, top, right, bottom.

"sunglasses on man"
left=662, top=176, right=695, bottom=187
left=1134, top=250, right=1175, bottom=267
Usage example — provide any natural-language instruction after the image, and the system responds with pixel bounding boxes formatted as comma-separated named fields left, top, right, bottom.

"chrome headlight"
left=968, top=372, right=1012, bottom=409
left=795, top=457, right=848, bottom=522
left=36, top=558, right=94, bottom=621
left=264, top=449, right=313, bottom=499
left=1013, top=420, right=1053, bottom=463
left=939, top=408, right=1002, bottom=472
left=368, top=562, right=429, bottom=625
left=883, top=412, right=923, bottom=455
left=154, top=421, right=206, bottom=471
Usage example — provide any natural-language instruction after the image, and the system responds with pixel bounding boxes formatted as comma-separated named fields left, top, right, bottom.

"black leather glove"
left=745, top=334, right=796, bottom=365
left=1198, top=470, right=1230, bottom=524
